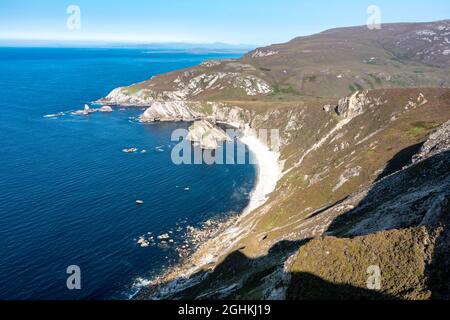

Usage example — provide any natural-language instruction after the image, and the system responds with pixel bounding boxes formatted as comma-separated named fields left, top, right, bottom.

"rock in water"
left=72, top=104, right=95, bottom=116
left=97, top=106, right=113, bottom=113
left=123, top=148, right=138, bottom=153
left=186, top=120, right=231, bottom=150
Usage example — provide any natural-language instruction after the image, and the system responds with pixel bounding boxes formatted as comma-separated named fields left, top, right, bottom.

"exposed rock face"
left=138, top=100, right=251, bottom=128
left=172, top=71, right=272, bottom=97
left=251, top=49, right=279, bottom=58
left=285, top=122, right=450, bottom=299
left=99, top=87, right=158, bottom=106
left=336, top=91, right=370, bottom=119
left=98, top=71, right=272, bottom=107
left=187, top=120, right=232, bottom=150
left=413, top=120, right=450, bottom=163
left=139, top=101, right=202, bottom=122
left=72, top=104, right=95, bottom=116
left=97, top=106, right=113, bottom=113
left=72, top=104, right=113, bottom=116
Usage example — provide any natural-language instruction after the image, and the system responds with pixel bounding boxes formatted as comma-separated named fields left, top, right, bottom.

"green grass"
left=268, top=84, right=301, bottom=100
left=349, top=83, right=364, bottom=92
left=406, top=121, right=440, bottom=139
left=194, top=103, right=214, bottom=116
left=368, top=74, right=383, bottom=85
left=288, top=227, right=431, bottom=300
left=123, top=86, right=141, bottom=95
left=364, top=79, right=375, bottom=90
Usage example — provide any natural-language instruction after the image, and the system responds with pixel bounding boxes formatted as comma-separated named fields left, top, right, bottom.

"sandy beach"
left=240, top=126, right=282, bottom=214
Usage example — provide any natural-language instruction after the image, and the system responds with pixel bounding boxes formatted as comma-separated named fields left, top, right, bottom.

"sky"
left=0, top=0, right=449, bottom=46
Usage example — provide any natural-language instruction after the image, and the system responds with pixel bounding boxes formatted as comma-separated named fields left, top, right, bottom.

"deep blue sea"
left=0, top=47, right=256, bottom=300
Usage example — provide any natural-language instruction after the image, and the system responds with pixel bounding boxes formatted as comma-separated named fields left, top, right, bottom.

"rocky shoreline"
left=131, top=122, right=284, bottom=300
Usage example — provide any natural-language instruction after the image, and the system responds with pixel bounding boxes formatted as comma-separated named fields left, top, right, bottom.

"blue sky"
left=0, top=0, right=449, bottom=45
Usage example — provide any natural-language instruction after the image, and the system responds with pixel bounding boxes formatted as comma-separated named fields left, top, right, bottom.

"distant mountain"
left=0, top=39, right=256, bottom=52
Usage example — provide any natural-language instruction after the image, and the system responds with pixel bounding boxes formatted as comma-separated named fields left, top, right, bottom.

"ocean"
left=0, top=47, right=256, bottom=299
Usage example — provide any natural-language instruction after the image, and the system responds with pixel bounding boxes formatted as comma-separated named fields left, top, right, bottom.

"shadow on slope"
left=287, top=272, right=397, bottom=300
left=375, top=142, right=424, bottom=182
left=138, top=239, right=309, bottom=300
left=327, top=149, right=450, bottom=237
left=138, top=148, right=449, bottom=300
left=139, top=238, right=396, bottom=300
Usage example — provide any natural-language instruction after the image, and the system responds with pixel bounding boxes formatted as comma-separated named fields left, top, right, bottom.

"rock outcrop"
left=336, top=91, right=371, bottom=119
left=412, top=120, right=450, bottom=163
left=139, top=101, right=202, bottom=122
left=71, top=104, right=113, bottom=116
left=186, top=120, right=232, bottom=150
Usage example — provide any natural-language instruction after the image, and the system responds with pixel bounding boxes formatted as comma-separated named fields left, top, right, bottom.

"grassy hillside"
left=101, top=20, right=450, bottom=300
left=99, top=20, right=450, bottom=107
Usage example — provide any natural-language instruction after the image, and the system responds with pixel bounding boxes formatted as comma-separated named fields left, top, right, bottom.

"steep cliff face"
left=137, top=100, right=253, bottom=127
left=286, top=121, right=450, bottom=300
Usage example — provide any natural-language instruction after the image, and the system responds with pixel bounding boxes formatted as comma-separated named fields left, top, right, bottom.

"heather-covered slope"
left=287, top=121, right=450, bottom=300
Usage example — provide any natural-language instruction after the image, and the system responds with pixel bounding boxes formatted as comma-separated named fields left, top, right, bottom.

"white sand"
left=240, top=126, right=282, bottom=215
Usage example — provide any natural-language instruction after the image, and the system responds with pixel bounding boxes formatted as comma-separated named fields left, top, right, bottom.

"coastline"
left=240, top=126, right=283, bottom=215
left=137, top=123, right=283, bottom=299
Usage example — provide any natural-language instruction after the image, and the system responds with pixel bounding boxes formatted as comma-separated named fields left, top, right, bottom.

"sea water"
left=0, top=47, right=256, bottom=299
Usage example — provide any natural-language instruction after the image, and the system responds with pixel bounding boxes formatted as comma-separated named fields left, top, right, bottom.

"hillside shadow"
left=137, top=238, right=396, bottom=300
left=425, top=198, right=450, bottom=300
left=327, top=147, right=449, bottom=236
left=306, top=196, right=349, bottom=220
left=323, top=149, right=450, bottom=299
left=375, top=142, right=424, bottom=182
left=287, top=272, right=397, bottom=300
